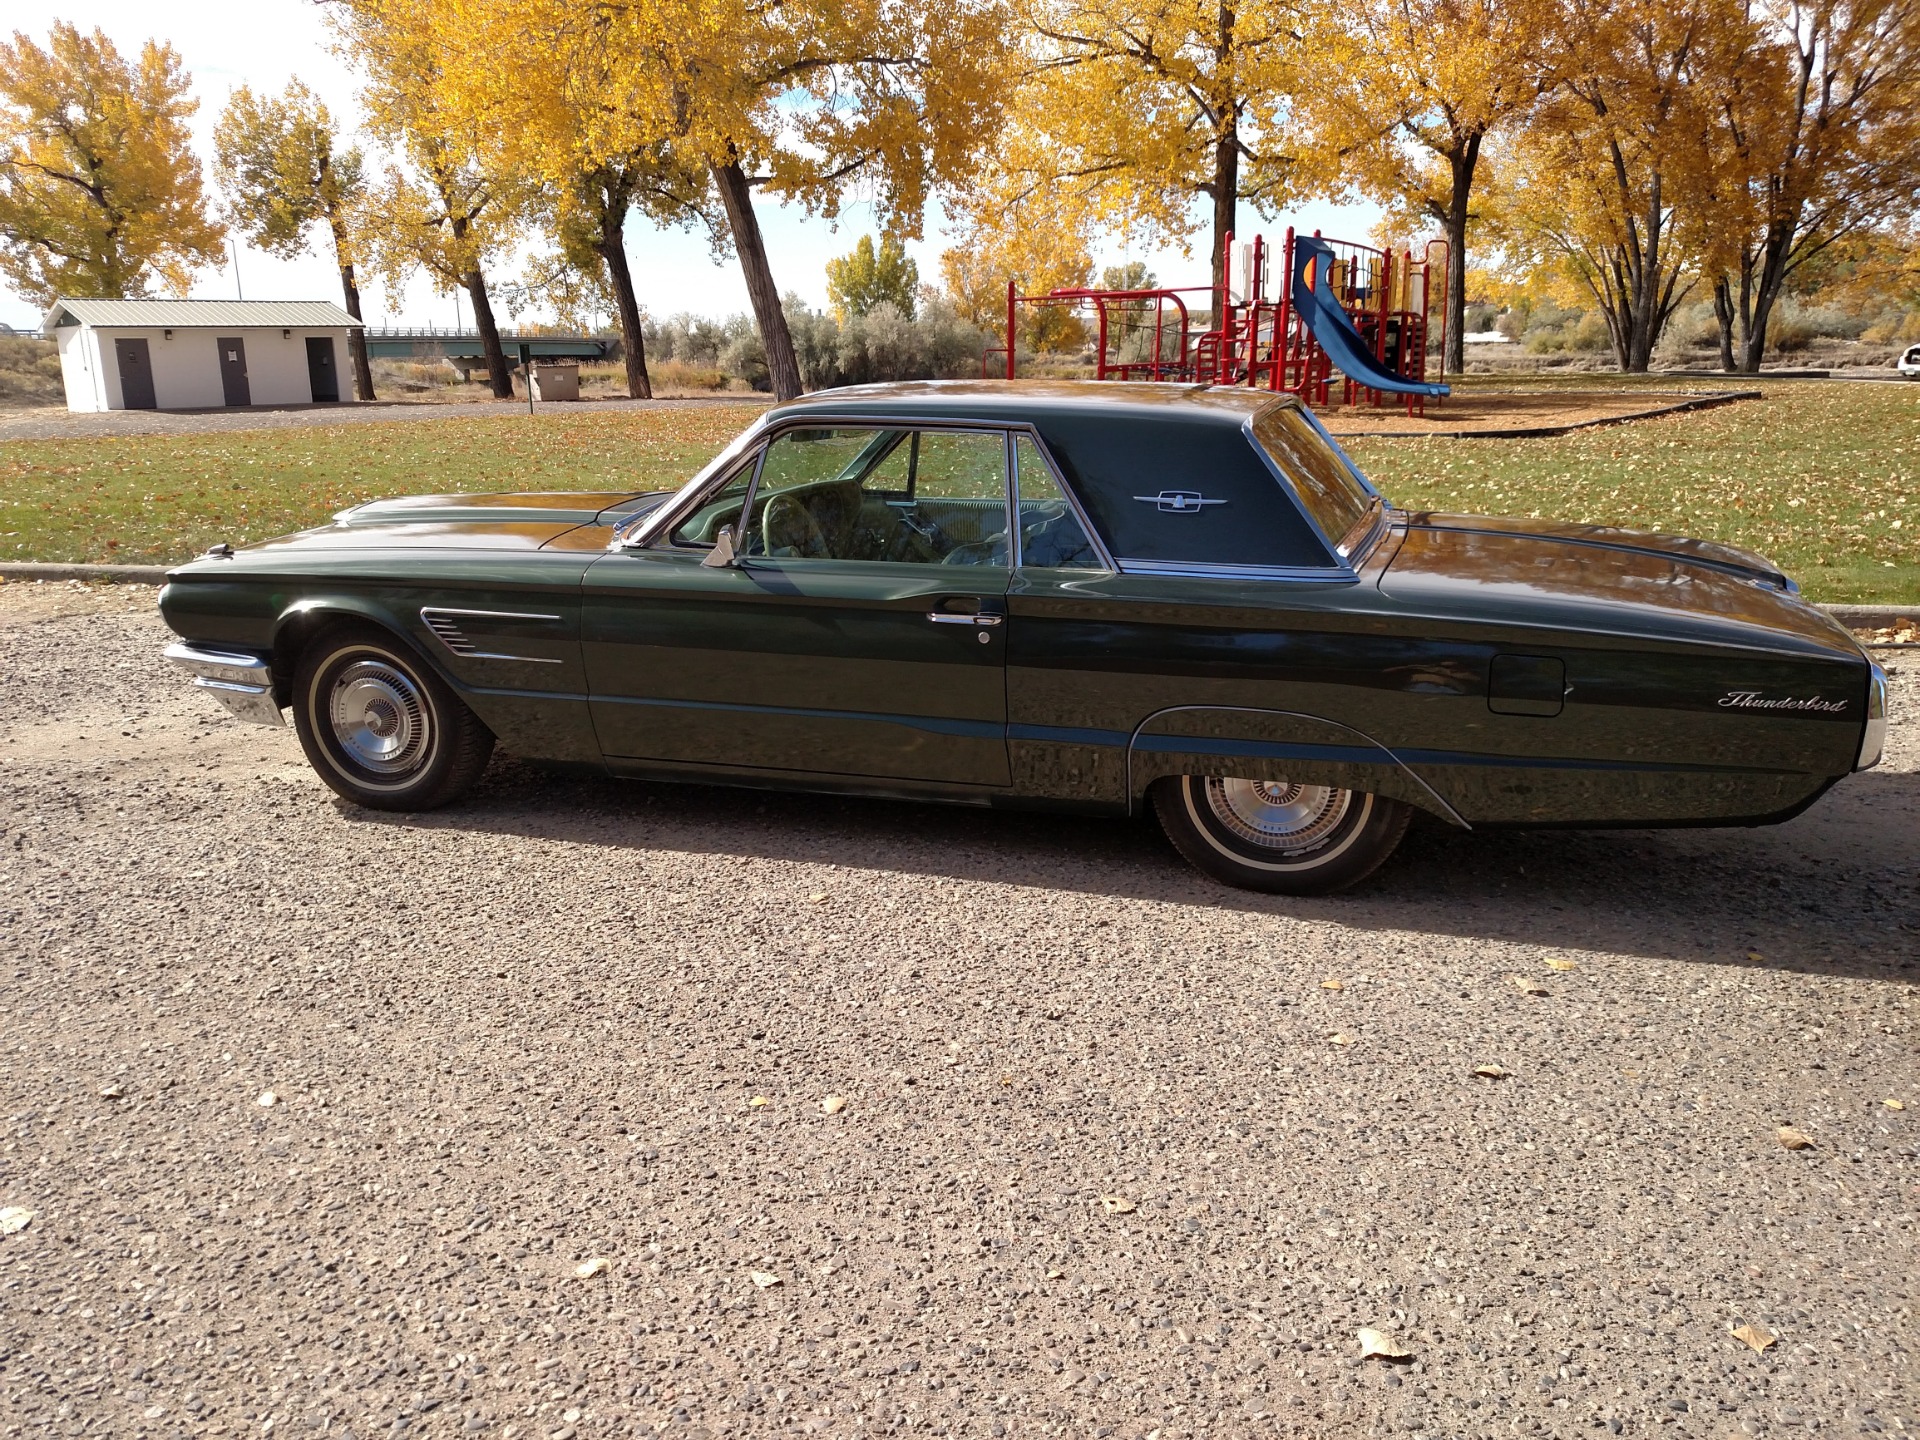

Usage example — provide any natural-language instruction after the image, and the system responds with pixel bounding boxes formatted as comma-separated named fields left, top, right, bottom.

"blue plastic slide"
left=1289, top=235, right=1449, bottom=398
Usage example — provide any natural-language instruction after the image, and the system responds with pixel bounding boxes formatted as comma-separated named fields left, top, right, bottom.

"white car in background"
left=1899, top=343, right=1920, bottom=378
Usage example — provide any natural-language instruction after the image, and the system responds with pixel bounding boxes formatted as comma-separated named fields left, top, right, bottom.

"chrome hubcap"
left=1203, top=777, right=1351, bottom=852
left=329, top=660, right=429, bottom=775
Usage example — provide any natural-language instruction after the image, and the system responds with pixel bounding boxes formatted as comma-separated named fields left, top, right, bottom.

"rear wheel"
left=292, top=624, right=493, bottom=810
left=1151, top=775, right=1411, bottom=895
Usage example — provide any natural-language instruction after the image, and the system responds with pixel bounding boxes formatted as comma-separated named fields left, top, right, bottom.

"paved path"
left=0, top=394, right=771, bottom=443
left=0, top=585, right=1914, bottom=1439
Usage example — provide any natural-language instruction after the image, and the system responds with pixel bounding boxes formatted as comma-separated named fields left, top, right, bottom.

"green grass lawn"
left=0, top=405, right=763, bottom=570
left=1, top=383, right=1915, bottom=604
left=1348, top=380, right=1919, bottom=604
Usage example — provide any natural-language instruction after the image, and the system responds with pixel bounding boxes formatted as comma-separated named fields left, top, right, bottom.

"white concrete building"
left=42, top=299, right=363, bottom=413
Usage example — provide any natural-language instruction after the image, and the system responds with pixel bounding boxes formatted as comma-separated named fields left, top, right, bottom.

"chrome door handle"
left=927, top=611, right=1003, bottom=626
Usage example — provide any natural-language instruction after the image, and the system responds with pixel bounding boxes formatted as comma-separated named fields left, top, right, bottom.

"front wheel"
left=1151, top=775, right=1411, bottom=895
left=292, top=624, right=494, bottom=810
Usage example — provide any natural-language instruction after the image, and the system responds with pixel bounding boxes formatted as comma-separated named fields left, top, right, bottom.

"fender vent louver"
left=423, top=612, right=478, bottom=655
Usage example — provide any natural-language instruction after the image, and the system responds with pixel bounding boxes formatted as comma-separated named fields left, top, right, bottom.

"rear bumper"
left=164, top=643, right=283, bottom=726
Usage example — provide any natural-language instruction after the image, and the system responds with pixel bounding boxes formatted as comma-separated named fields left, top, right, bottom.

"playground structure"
left=990, top=228, right=1450, bottom=411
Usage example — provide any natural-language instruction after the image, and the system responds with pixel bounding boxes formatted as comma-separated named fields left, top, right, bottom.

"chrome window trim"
left=620, top=410, right=777, bottom=548
left=1009, top=426, right=1118, bottom=573
left=1113, top=558, right=1361, bottom=584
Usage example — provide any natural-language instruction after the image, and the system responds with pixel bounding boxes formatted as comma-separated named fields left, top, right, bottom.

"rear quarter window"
left=1036, top=414, right=1336, bottom=568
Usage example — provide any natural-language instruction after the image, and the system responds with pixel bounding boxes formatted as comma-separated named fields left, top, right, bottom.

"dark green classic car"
left=160, top=381, right=1888, bottom=894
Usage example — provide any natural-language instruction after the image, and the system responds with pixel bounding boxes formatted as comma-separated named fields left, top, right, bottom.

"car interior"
left=666, top=426, right=1103, bottom=568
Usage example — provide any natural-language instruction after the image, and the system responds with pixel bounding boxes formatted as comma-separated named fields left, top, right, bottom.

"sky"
left=1, top=2, right=1384, bottom=336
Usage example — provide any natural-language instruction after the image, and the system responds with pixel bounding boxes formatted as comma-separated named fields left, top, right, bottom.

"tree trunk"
left=1440, top=134, right=1480, bottom=376
left=1712, top=277, right=1737, bottom=373
left=326, top=215, right=376, bottom=401
left=465, top=269, right=513, bottom=399
left=1209, top=124, right=1239, bottom=327
left=712, top=158, right=802, bottom=400
left=1208, top=0, right=1239, bottom=327
left=599, top=230, right=652, bottom=400
left=1741, top=217, right=1798, bottom=373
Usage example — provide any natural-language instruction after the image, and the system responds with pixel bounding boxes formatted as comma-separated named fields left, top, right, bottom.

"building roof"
left=41, top=299, right=364, bottom=334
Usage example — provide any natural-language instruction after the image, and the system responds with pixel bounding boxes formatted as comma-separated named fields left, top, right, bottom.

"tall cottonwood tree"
left=335, top=0, right=527, bottom=398
left=408, top=0, right=1010, bottom=399
left=214, top=82, right=378, bottom=400
left=0, top=23, right=224, bottom=304
left=1701, top=0, right=1920, bottom=371
left=982, top=0, right=1306, bottom=316
left=1297, top=0, right=1553, bottom=372
left=1496, top=0, right=1750, bottom=370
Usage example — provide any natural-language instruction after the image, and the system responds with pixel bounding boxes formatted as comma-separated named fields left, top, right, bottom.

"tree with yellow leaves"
left=0, top=23, right=225, bottom=304
left=1494, top=0, right=1751, bottom=370
left=1295, top=0, right=1553, bottom=372
left=976, top=0, right=1305, bottom=318
left=335, top=0, right=530, bottom=398
left=385, top=0, right=1009, bottom=399
left=214, top=82, right=378, bottom=400
left=1698, top=0, right=1920, bottom=372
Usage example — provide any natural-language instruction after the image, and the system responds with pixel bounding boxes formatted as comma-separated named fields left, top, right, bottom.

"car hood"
left=1381, top=511, right=1861, bottom=657
left=210, top=491, right=675, bottom=558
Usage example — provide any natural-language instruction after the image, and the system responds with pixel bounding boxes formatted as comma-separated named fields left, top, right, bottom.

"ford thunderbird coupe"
left=159, top=381, right=1888, bottom=894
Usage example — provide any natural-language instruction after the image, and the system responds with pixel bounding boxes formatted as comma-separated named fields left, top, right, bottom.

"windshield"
left=1252, top=406, right=1380, bottom=551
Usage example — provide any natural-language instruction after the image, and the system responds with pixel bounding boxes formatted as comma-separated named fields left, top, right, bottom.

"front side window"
left=668, top=454, right=756, bottom=547
left=1251, top=406, right=1378, bottom=550
left=743, top=426, right=1010, bottom=566
left=1013, top=435, right=1103, bottom=569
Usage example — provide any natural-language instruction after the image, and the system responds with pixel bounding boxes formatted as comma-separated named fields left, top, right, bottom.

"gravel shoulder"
left=0, top=394, right=771, bottom=443
left=0, top=583, right=1914, bottom=1440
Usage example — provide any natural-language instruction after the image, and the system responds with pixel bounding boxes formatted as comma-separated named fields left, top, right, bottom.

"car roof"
left=768, top=379, right=1298, bottom=429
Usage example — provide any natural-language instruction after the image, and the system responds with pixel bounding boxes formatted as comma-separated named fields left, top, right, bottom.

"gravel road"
left=1, top=583, right=1914, bottom=1440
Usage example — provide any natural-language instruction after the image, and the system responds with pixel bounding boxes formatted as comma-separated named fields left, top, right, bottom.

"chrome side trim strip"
left=1113, top=558, right=1360, bottom=584
left=419, top=607, right=564, bottom=622
left=419, top=608, right=566, bottom=665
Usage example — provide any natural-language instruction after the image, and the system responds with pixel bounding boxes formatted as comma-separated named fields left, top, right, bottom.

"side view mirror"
left=701, top=524, right=739, bottom=569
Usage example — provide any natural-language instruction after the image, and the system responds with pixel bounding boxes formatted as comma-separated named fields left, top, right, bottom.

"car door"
left=582, top=422, right=1015, bottom=788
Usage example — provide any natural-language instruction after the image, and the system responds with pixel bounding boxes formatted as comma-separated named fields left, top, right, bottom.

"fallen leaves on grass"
left=1731, top=1323, right=1777, bottom=1354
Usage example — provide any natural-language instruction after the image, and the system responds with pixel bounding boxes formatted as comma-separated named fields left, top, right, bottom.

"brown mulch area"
left=1316, top=389, right=1747, bottom=437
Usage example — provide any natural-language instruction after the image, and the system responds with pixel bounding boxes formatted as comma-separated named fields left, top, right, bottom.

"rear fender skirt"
left=1127, top=705, right=1469, bottom=828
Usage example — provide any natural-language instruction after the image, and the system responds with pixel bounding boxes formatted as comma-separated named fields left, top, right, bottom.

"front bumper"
left=165, top=643, right=284, bottom=726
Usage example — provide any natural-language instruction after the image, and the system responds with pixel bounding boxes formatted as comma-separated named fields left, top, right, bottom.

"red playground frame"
left=989, top=228, right=1450, bottom=414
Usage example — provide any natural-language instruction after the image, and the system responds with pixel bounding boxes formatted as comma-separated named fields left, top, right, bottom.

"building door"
left=113, top=338, right=156, bottom=410
left=217, top=337, right=251, bottom=406
left=304, top=336, right=339, bottom=402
